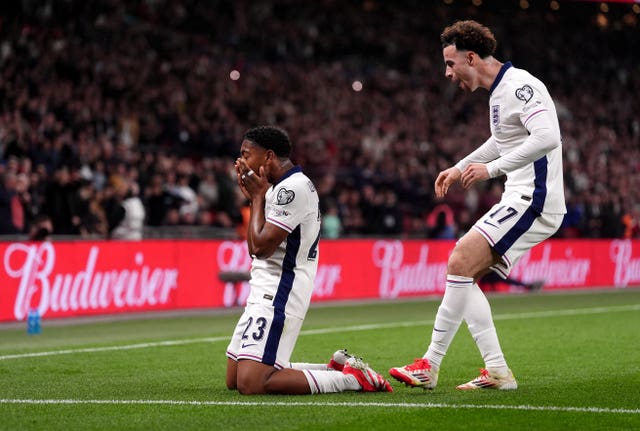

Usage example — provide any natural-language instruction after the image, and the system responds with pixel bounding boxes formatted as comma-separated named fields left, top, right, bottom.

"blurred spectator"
left=426, top=203, right=457, bottom=240
left=0, top=172, right=25, bottom=234
left=235, top=200, right=251, bottom=240
left=0, top=0, right=637, bottom=239
left=560, top=192, right=584, bottom=238
left=338, top=187, right=366, bottom=236
left=28, top=214, right=53, bottom=241
left=103, top=175, right=146, bottom=240
left=322, top=200, right=342, bottom=239
left=198, top=171, right=220, bottom=211
left=376, top=189, right=404, bottom=236
left=623, top=204, right=640, bottom=239
left=170, top=174, right=199, bottom=223
left=144, top=173, right=176, bottom=226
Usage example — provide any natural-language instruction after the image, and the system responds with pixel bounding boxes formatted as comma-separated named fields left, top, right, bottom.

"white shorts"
left=472, top=193, right=564, bottom=278
left=226, top=302, right=303, bottom=369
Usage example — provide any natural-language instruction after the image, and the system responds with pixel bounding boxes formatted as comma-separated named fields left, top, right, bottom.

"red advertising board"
left=1, top=239, right=639, bottom=322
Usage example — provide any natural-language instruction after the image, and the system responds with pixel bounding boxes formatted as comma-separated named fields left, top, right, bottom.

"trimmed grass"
left=1, top=289, right=639, bottom=430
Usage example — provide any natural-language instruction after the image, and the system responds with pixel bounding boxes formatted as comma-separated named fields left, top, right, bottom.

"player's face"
left=239, top=140, right=267, bottom=173
left=239, top=140, right=276, bottom=181
left=443, top=45, right=476, bottom=92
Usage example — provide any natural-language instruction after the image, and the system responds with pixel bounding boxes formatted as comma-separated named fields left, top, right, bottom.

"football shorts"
left=226, top=302, right=303, bottom=369
left=472, top=192, right=564, bottom=278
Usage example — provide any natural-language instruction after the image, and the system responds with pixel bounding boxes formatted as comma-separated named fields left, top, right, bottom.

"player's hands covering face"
left=235, top=158, right=270, bottom=200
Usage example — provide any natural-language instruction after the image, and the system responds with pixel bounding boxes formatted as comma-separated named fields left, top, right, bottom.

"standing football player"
left=389, top=20, right=566, bottom=390
left=226, top=126, right=392, bottom=394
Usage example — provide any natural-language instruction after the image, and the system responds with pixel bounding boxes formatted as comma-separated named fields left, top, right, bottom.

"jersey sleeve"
left=516, top=83, right=554, bottom=131
left=486, top=80, right=561, bottom=175
left=455, top=135, right=500, bottom=173
left=265, top=181, right=308, bottom=233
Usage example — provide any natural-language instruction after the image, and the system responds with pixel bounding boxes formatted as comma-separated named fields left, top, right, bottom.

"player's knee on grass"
left=225, top=359, right=238, bottom=390
left=236, top=374, right=266, bottom=395
left=225, top=376, right=237, bottom=391
left=235, top=361, right=274, bottom=395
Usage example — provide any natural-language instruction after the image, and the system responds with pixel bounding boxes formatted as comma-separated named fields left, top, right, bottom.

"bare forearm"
left=247, top=194, right=283, bottom=259
left=247, top=197, right=265, bottom=256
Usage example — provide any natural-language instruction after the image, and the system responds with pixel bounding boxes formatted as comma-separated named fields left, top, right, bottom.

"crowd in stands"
left=0, top=0, right=638, bottom=240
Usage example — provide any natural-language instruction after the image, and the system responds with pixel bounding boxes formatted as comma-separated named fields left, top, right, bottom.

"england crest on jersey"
left=492, top=105, right=500, bottom=126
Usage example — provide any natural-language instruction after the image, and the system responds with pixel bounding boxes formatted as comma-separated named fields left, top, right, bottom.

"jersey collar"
left=273, top=165, right=302, bottom=186
left=489, top=61, right=512, bottom=95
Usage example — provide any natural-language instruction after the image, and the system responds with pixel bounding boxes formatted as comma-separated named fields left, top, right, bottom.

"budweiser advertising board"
left=1, top=239, right=639, bottom=322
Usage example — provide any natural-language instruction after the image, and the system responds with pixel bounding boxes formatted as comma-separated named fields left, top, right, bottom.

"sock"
left=425, top=274, right=473, bottom=370
left=289, top=362, right=330, bottom=370
left=464, top=283, right=508, bottom=374
left=302, top=370, right=360, bottom=394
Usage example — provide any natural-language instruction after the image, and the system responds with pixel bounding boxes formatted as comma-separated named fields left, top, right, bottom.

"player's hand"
left=235, top=159, right=269, bottom=199
left=235, top=158, right=252, bottom=200
left=461, top=163, right=490, bottom=189
left=435, top=167, right=461, bottom=198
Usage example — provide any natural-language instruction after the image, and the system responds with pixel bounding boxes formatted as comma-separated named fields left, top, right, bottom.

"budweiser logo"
left=611, top=240, right=640, bottom=287
left=373, top=241, right=448, bottom=298
left=313, top=264, right=342, bottom=298
left=511, top=243, right=591, bottom=286
left=217, top=241, right=252, bottom=307
left=217, top=241, right=252, bottom=272
left=215, top=241, right=342, bottom=302
left=4, top=243, right=179, bottom=320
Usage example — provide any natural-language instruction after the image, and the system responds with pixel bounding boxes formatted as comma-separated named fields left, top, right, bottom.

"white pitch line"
left=0, top=399, right=638, bottom=415
left=1, top=304, right=638, bottom=361
left=0, top=336, right=231, bottom=361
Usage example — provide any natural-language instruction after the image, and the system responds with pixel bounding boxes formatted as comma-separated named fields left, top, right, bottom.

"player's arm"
left=236, top=161, right=288, bottom=258
left=248, top=209, right=289, bottom=259
left=447, top=136, right=500, bottom=191
left=454, top=135, right=500, bottom=173
left=436, top=136, right=499, bottom=196
left=245, top=184, right=289, bottom=259
left=485, top=106, right=561, bottom=176
left=255, top=180, right=310, bottom=258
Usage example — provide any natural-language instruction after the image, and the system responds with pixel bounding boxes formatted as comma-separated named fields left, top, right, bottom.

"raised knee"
left=447, top=252, right=467, bottom=276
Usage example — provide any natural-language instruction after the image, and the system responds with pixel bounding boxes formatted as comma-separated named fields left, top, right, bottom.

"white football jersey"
left=460, top=62, right=566, bottom=215
left=247, top=166, right=321, bottom=319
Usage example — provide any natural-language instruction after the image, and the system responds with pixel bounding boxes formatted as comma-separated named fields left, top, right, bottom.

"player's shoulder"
left=503, top=67, right=546, bottom=90
left=273, top=171, right=317, bottom=205
left=279, top=170, right=315, bottom=190
left=500, top=67, right=548, bottom=106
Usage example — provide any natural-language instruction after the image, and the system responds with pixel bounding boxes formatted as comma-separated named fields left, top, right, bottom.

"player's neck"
left=479, top=57, right=504, bottom=91
left=273, top=159, right=295, bottom=182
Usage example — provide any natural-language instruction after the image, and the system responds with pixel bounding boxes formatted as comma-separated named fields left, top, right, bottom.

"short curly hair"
left=243, top=126, right=292, bottom=158
left=440, top=20, right=497, bottom=59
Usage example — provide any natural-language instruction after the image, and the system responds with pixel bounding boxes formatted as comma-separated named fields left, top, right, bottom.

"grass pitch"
left=1, top=288, right=639, bottom=430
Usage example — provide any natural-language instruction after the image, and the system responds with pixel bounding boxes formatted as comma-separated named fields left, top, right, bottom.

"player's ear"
left=265, top=149, right=275, bottom=162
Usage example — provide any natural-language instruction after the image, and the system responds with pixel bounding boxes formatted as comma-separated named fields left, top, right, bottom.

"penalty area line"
left=0, top=399, right=638, bottom=415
